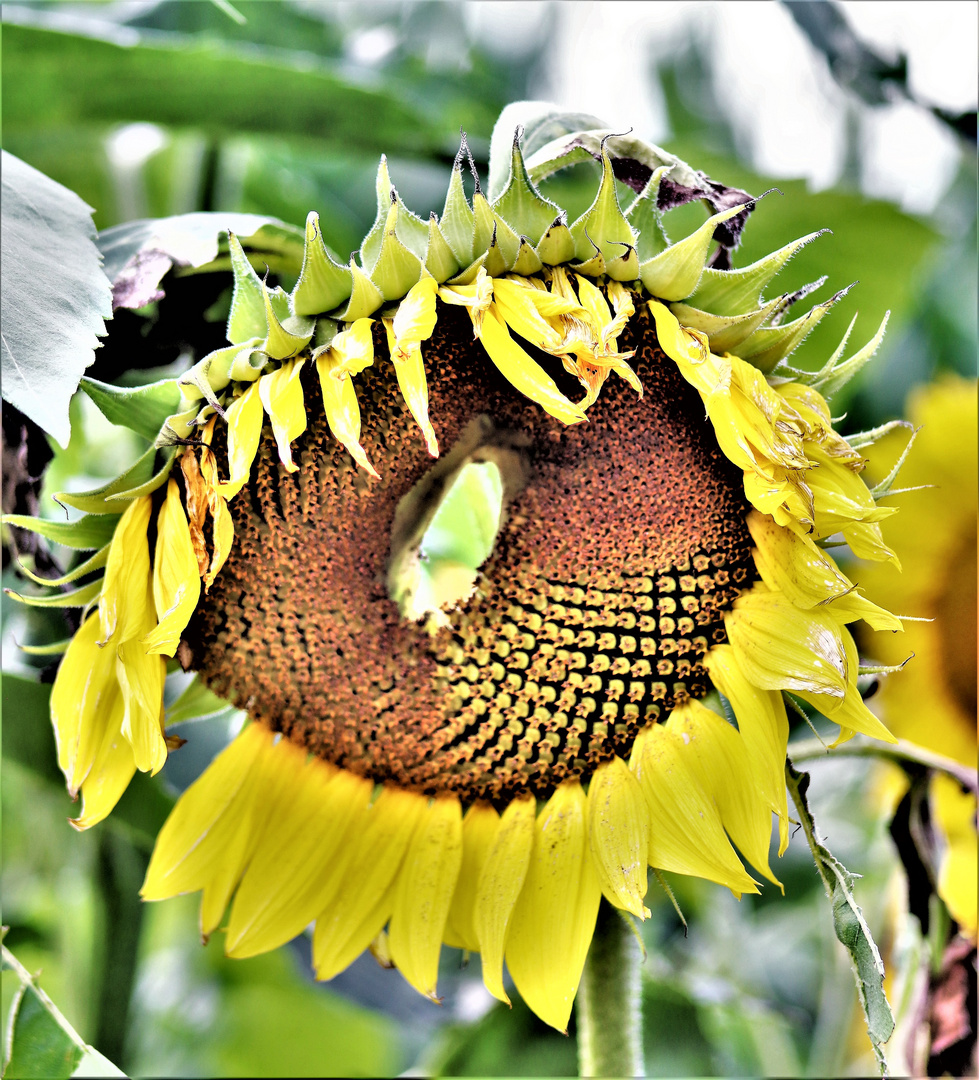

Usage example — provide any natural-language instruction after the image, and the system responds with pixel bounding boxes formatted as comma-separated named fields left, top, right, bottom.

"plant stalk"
left=576, top=899, right=644, bottom=1078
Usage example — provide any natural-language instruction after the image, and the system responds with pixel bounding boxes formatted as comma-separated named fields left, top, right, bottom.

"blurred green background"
left=2, top=1, right=976, bottom=1076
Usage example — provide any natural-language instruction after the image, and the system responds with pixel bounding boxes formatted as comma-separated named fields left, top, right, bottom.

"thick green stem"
left=576, top=900, right=644, bottom=1078
left=93, top=828, right=149, bottom=1070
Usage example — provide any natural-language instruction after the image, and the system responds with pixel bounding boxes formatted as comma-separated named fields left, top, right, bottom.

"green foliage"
left=0, top=152, right=112, bottom=448
left=2, top=22, right=446, bottom=157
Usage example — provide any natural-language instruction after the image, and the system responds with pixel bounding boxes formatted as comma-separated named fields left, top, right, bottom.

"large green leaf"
left=0, top=152, right=112, bottom=448
left=79, top=376, right=182, bottom=442
left=98, top=214, right=304, bottom=311
left=2, top=21, right=446, bottom=157
left=1, top=942, right=126, bottom=1078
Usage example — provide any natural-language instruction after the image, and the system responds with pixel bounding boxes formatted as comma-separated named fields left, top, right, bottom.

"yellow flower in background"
left=9, top=124, right=907, bottom=1032
left=859, top=376, right=978, bottom=937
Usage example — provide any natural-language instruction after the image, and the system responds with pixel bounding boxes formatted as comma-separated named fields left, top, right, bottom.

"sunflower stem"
left=576, top=899, right=644, bottom=1078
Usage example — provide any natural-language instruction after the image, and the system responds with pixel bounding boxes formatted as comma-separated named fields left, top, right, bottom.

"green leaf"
left=2, top=977, right=82, bottom=1080
left=5, top=578, right=102, bottom=610
left=2, top=20, right=444, bottom=166
left=166, top=677, right=237, bottom=726
left=785, top=761, right=895, bottom=1074
left=1, top=942, right=127, bottom=1079
left=55, top=447, right=175, bottom=513
left=0, top=151, right=111, bottom=449
left=79, top=377, right=182, bottom=443
left=98, top=213, right=304, bottom=313
left=1, top=513, right=119, bottom=551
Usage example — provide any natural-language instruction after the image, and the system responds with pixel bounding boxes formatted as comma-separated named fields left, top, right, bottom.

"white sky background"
left=465, top=0, right=978, bottom=216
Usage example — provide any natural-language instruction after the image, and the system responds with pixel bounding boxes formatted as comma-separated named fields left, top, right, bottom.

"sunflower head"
left=18, top=115, right=906, bottom=1031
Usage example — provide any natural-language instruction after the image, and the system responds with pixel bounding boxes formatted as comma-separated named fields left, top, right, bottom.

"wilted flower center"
left=184, top=304, right=755, bottom=802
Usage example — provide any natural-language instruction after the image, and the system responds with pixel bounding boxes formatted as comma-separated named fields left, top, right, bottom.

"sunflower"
left=858, top=375, right=977, bottom=938
left=15, top=126, right=904, bottom=1032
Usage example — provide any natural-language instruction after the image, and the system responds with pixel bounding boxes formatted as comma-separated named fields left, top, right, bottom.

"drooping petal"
left=725, top=587, right=848, bottom=699
left=704, top=644, right=790, bottom=855
left=142, top=723, right=276, bottom=925
left=474, top=306, right=587, bottom=426
left=383, top=320, right=439, bottom=457
left=258, top=358, right=307, bottom=472
left=491, top=276, right=567, bottom=352
left=204, top=496, right=235, bottom=592
left=226, top=761, right=372, bottom=958
left=388, top=795, right=464, bottom=1000
left=748, top=511, right=901, bottom=631
left=796, top=626, right=897, bottom=743
left=316, top=319, right=378, bottom=477
left=219, top=382, right=264, bottom=500
left=69, top=697, right=135, bottom=831
left=587, top=756, right=651, bottom=918
left=142, top=479, right=202, bottom=656
left=50, top=611, right=121, bottom=793
left=313, top=786, right=426, bottom=982
left=505, top=781, right=602, bottom=1033
left=98, top=494, right=153, bottom=645
left=391, top=275, right=438, bottom=351
left=630, top=723, right=759, bottom=895
left=472, top=794, right=535, bottom=1005
left=444, top=801, right=500, bottom=951
left=665, top=701, right=780, bottom=886
left=438, top=266, right=494, bottom=333
left=115, top=603, right=167, bottom=775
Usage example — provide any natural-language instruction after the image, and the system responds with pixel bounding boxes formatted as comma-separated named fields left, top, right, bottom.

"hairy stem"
left=577, top=899, right=644, bottom=1078
left=788, top=736, right=977, bottom=795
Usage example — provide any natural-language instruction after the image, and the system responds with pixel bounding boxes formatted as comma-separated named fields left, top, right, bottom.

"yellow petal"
left=388, top=794, right=463, bottom=1000
left=748, top=510, right=901, bottom=631
left=226, top=762, right=372, bottom=958
left=313, top=785, right=426, bottom=982
left=573, top=274, right=612, bottom=342
left=180, top=450, right=211, bottom=576
left=218, top=382, right=264, bottom=500
left=491, top=276, right=566, bottom=352
left=98, top=494, right=153, bottom=645
left=204, top=496, right=235, bottom=592
left=475, top=306, right=586, bottom=426
left=704, top=644, right=790, bottom=855
left=630, top=723, right=759, bottom=895
left=796, top=626, right=898, bottom=743
left=142, top=479, right=202, bottom=656
left=392, top=276, right=438, bottom=350
left=725, top=587, right=848, bottom=699
left=472, top=793, right=535, bottom=1005
left=648, top=299, right=710, bottom=378
left=383, top=320, right=439, bottom=457
left=316, top=319, right=378, bottom=476
left=505, top=781, right=602, bottom=1033
left=258, top=358, right=307, bottom=472
left=316, top=352, right=379, bottom=477
left=116, top=610, right=167, bottom=775
left=665, top=701, right=780, bottom=887
left=438, top=267, right=494, bottom=333
left=933, top=775, right=978, bottom=937
left=142, top=723, right=276, bottom=909
left=445, top=801, right=500, bottom=952
left=51, top=611, right=121, bottom=792
left=69, top=697, right=135, bottom=831
left=587, top=756, right=651, bottom=918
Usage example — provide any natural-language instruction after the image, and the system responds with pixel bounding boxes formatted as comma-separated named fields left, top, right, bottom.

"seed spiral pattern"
left=184, top=302, right=755, bottom=802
